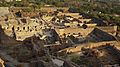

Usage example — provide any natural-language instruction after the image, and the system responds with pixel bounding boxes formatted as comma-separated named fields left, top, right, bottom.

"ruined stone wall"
left=0, top=25, right=20, bottom=45
left=57, top=13, right=81, bottom=19
left=40, top=7, right=69, bottom=13
left=42, top=15, right=54, bottom=22
left=1, top=22, right=43, bottom=41
left=57, top=13, right=80, bottom=16
left=22, top=12, right=39, bottom=17
left=97, top=26, right=117, bottom=36
left=55, top=27, right=95, bottom=37
left=78, top=19, right=91, bottom=23
left=17, top=25, right=43, bottom=40
left=59, top=41, right=119, bottom=54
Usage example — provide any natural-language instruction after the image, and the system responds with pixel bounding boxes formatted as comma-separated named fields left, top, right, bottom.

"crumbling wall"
left=58, top=41, right=118, bottom=54
left=55, top=27, right=95, bottom=37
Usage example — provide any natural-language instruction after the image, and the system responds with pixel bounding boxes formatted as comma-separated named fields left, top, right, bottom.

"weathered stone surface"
left=0, top=7, right=9, bottom=16
left=0, top=58, right=5, bottom=67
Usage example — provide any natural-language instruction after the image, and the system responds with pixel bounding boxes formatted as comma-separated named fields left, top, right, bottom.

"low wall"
left=58, top=41, right=119, bottom=54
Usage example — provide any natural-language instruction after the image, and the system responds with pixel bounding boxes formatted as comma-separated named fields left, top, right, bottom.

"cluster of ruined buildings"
left=0, top=7, right=120, bottom=67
